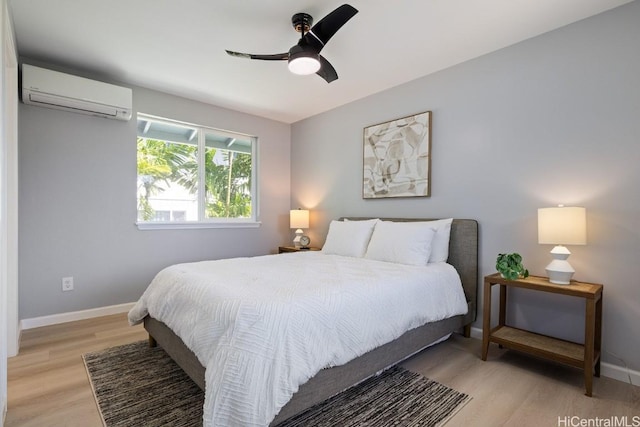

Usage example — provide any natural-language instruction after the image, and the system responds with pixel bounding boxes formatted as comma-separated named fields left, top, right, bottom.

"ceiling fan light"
left=288, top=52, right=320, bottom=75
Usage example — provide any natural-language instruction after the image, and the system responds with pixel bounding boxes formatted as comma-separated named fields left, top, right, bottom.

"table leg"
left=499, top=285, right=507, bottom=326
left=481, top=280, right=492, bottom=360
left=594, top=292, right=603, bottom=378
left=584, top=298, right=596, bottom=396
left=498, top=285, right=507, bottom=348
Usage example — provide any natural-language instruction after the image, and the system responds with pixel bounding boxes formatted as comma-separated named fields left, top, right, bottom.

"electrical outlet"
left=62, top=276, right=74, bottom=292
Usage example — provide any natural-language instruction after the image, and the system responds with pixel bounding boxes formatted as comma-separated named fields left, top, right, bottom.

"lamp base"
left=545, top=245, right=574, bottom=285
left=293, top=229, right=304, bottom=248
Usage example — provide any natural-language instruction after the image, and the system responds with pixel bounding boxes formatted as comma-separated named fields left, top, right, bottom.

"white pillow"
left=426, top=218, right=453, bottom=263
left=322, top=219, right=378, bottom=257
left=364, top=221, right=437, bottom=266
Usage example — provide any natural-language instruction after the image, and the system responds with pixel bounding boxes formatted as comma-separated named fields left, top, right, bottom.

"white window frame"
left=136, top=114, right=260, bottom=230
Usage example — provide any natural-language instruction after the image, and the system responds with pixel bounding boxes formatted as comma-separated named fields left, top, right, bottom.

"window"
left=136, top=114, right=258, bottom=229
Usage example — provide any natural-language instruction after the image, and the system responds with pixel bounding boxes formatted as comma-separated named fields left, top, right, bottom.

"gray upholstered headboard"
left=342, top=218, right=478, bottom=324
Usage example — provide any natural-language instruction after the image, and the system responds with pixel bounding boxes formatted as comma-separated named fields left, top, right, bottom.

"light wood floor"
left=6, top=314, right=147, bottom=427
left=5, top=314, right=639, bottom=426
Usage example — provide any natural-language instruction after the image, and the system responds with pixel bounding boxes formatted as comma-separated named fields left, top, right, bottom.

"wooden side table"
left=278, top=246, right=321, bottom=253
left=481, top=273, right=603, bottom=396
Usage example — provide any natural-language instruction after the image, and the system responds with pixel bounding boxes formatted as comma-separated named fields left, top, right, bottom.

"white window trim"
left=136, top=219, right=262, bottom=230
left=136, top=114, right=259, bottom=230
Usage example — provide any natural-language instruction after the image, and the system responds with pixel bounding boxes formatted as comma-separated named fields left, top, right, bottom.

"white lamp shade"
left=538, top=206, right=586, bottom=245
left=290, top=209, right=309, bottom=229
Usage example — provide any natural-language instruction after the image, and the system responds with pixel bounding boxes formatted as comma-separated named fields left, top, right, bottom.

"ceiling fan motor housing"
left=292, top=13, right=313, bottom=33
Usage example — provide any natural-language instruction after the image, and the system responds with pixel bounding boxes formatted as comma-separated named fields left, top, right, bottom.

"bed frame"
left=143, top=218, right=478, bottom=425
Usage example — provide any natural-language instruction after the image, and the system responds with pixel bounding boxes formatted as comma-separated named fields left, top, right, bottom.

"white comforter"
left=128, top=252, right=468, bottom=427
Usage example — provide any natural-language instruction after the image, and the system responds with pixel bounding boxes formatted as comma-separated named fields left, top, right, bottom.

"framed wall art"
left=363, top=111, right=431, bottom=199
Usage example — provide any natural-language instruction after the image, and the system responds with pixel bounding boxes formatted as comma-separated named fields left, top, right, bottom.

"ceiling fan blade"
left=316, top=55, right=338, bottom=83
left=225, top=50, right=288, bottom=61
left=304, top=4, right=358, bottom=52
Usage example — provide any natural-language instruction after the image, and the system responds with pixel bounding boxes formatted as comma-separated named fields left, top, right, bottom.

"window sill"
left=136, top=220, right=261, bottom=230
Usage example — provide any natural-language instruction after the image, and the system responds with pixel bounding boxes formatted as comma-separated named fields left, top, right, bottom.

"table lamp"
left=538, top=206, right=586, bottom=284
left=290, top=209, right=309, bottom=248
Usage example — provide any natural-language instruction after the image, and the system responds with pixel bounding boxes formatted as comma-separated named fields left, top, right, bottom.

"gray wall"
left=19, top=74, right=291, bottom=319
left=291, top=2, right=640, bottom=371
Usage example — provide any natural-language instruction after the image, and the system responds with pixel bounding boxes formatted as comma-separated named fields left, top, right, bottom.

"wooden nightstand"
left=278, top=246, right=321, bottom=253
left=481, top=273, right=603, bottom=397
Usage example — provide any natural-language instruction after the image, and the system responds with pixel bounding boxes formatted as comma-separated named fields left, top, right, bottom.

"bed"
left=130, top=217, right=478, bottom=426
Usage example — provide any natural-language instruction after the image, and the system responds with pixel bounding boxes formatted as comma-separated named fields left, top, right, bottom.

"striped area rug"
left=83, top=341, right=470, bottom=427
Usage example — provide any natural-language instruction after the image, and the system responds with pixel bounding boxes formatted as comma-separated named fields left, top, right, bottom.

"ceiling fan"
left=225, top=4, right=358, bottom=83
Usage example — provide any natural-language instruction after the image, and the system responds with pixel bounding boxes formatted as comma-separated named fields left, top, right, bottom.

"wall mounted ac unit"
left=21, top=64, right=132, bottom=121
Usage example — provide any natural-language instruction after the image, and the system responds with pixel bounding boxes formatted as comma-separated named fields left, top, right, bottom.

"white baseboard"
left=470, top=326, right=483, bottom=340
left=467, top=327, right=638, bottom=386
left=600, top=361, right=640, bottom=386
left=20, top=302, right=136, bottom=330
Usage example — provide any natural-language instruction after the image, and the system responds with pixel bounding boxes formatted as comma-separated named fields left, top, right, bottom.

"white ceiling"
left=9, top=0, right=633, bottom=124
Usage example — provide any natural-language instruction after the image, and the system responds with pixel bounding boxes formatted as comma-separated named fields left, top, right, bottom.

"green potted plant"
left=496, top=253, right=529, bottom=280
